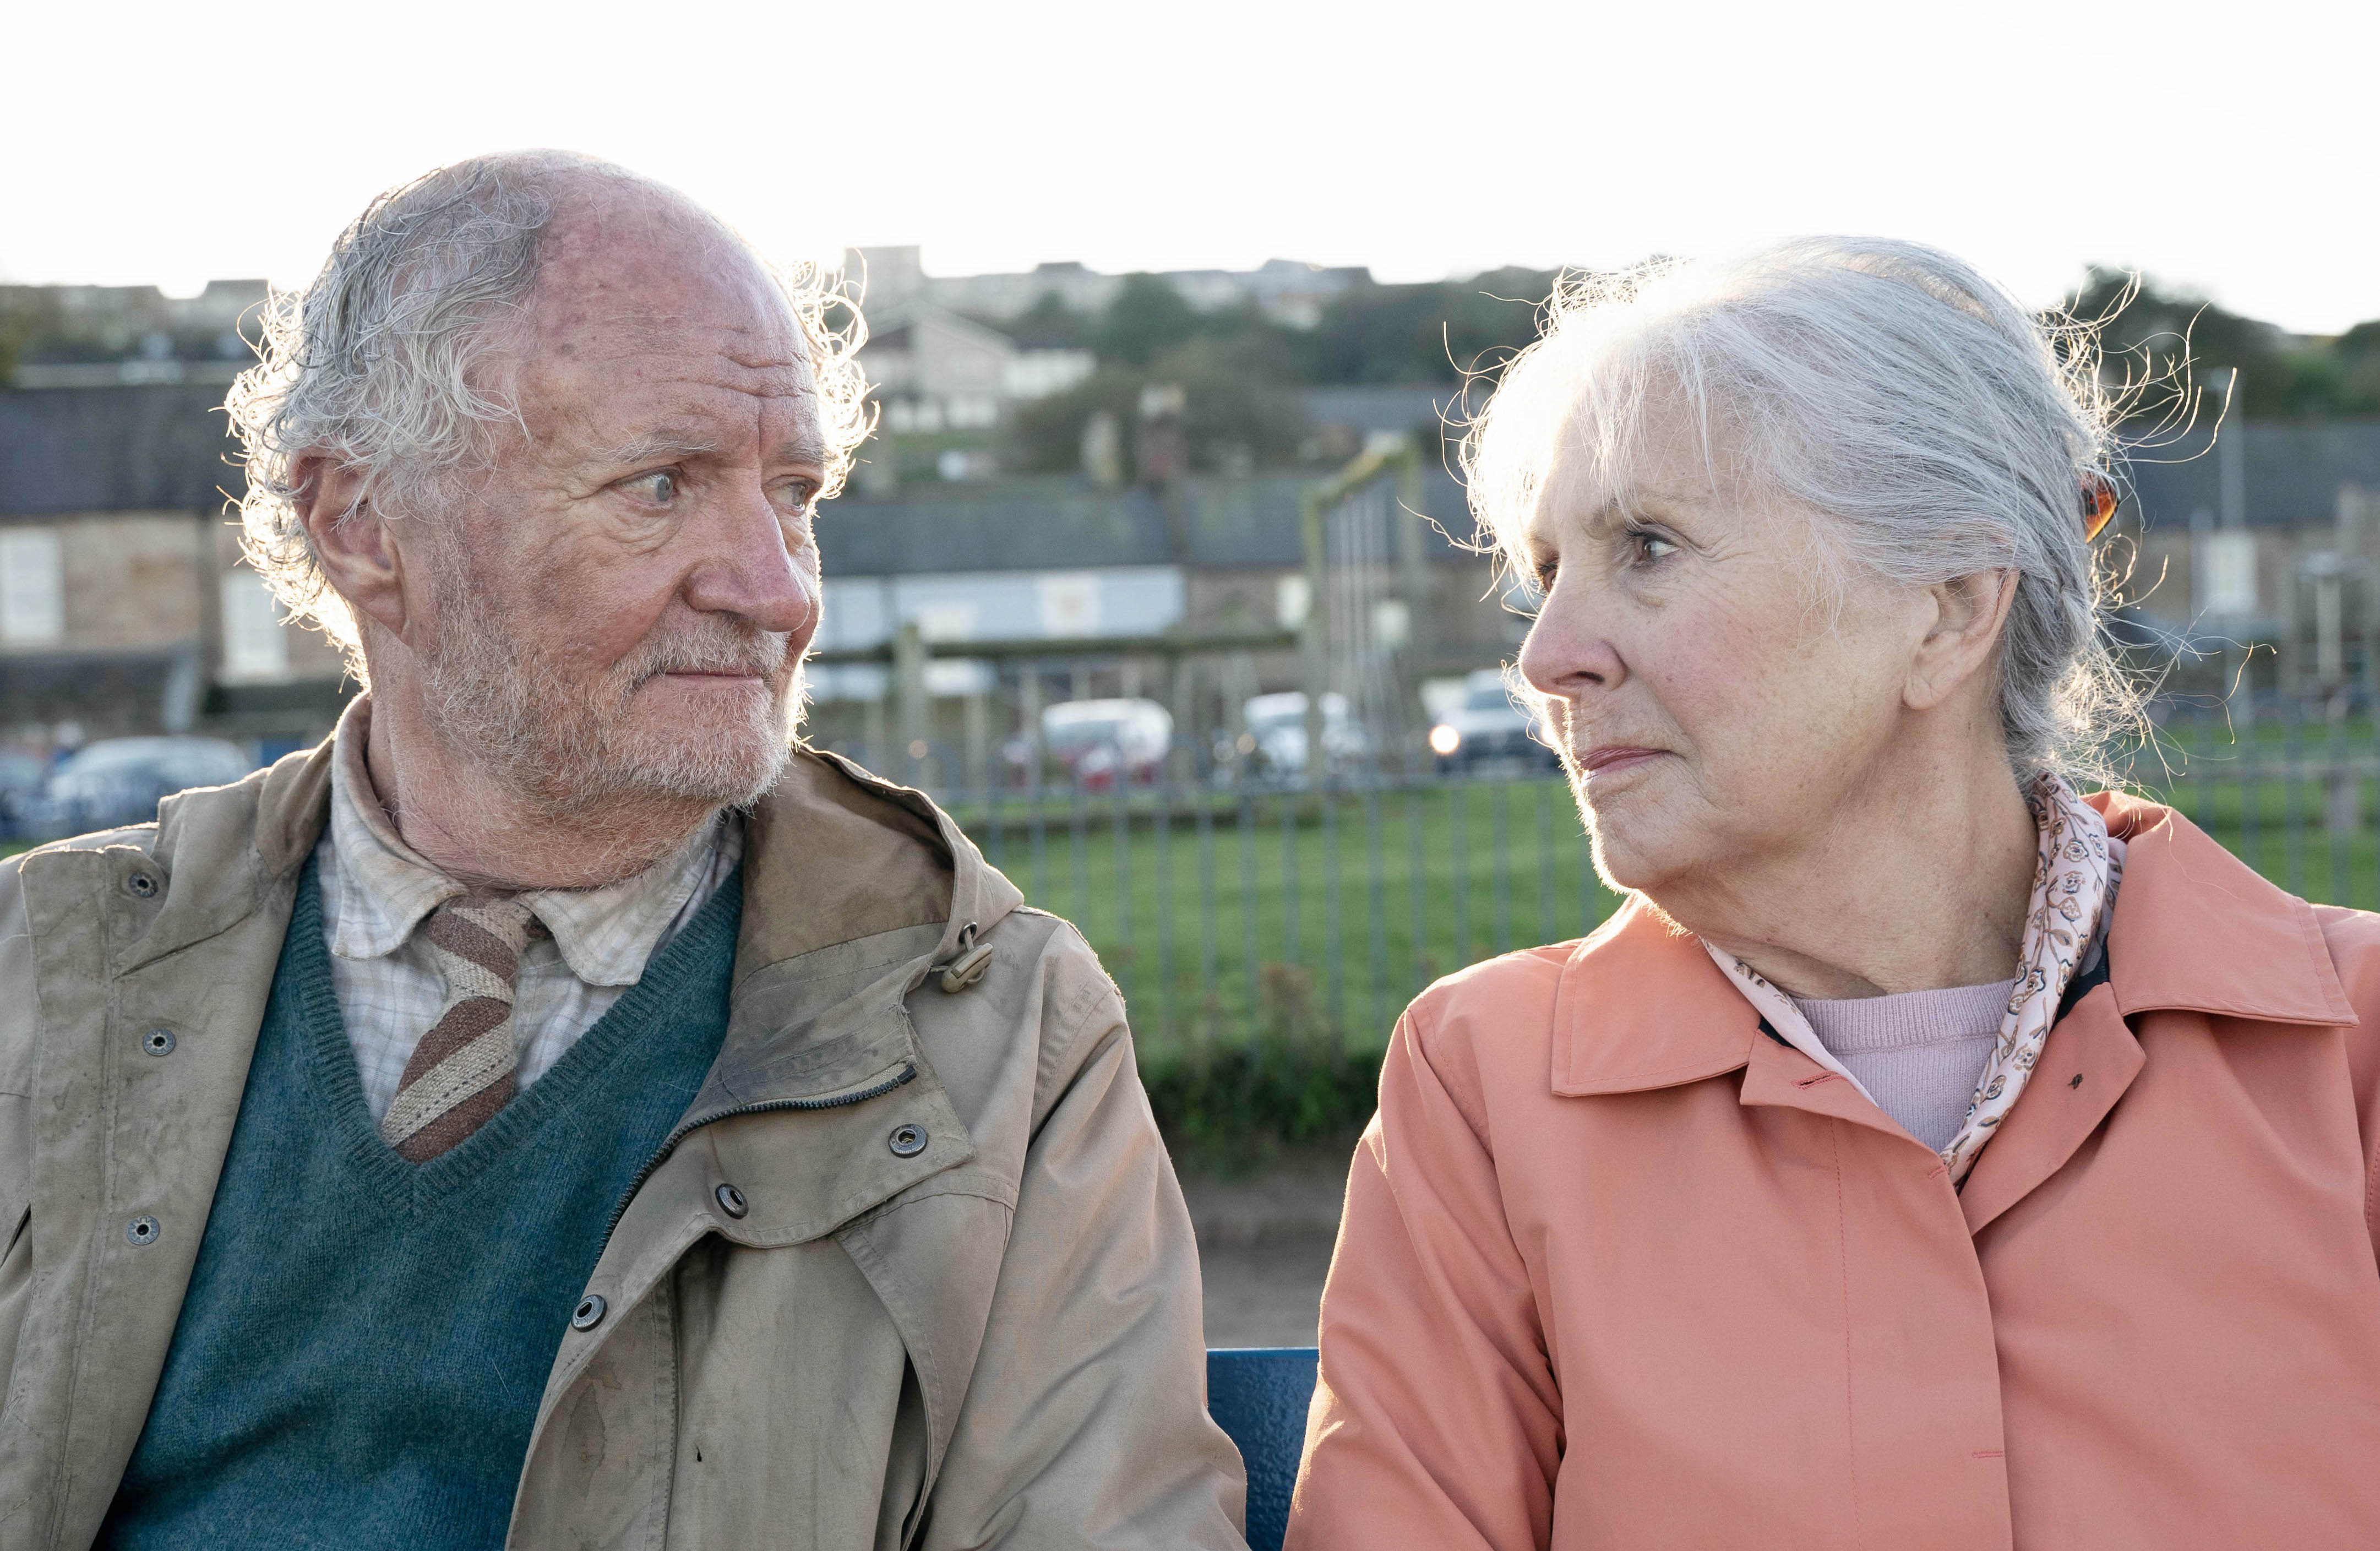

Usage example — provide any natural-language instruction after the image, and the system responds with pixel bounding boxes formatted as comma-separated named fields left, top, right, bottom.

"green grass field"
left=961, top=779, right=1615, bottom=1063
left=956, top=714, right=2380, bottom=1064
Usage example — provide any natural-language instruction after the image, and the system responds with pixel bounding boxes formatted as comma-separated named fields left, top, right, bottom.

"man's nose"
left=682, top=487, right=815, bottom=636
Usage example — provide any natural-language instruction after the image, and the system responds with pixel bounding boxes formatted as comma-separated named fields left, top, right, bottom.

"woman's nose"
left=1518, top=590, right=1624, bottom=700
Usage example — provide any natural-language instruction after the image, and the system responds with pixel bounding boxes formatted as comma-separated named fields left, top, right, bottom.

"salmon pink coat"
left=1287, top=794, right=2380, bottom=1548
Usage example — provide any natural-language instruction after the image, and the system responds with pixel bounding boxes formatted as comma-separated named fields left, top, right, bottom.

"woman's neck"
left=1658, top=749, right=2041, bottom=1001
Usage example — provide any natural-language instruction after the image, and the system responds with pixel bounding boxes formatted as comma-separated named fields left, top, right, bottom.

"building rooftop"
left=818, top=467, right=1477, bottom=578
left=2124, top=419, right=2380, bottom=531
left=0, top=382, right=242, bottom=518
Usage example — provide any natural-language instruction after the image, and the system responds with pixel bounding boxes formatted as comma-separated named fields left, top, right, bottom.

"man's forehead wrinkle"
left=602, top=427, right=721, bottom=465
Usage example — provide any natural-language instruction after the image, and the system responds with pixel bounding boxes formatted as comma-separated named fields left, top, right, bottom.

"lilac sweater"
left=1789, top=978, right=2018, bottom=1153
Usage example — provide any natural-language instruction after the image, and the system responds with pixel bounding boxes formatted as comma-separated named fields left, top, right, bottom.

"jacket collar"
left=1550, top=894, right=1764, bottom=1096
left=138, top=736, right=1012, bottom=970
left=1549, top=792, right=2354, bottom=1098
left=2090, top=790, right=2356, bottom=1026
left=123, top=733, right=1018, bottom=1102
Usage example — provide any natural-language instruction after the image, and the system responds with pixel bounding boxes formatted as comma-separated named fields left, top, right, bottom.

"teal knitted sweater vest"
left=99, top=857, right=742, bottom=1550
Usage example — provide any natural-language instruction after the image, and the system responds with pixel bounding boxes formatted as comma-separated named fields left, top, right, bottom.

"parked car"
left=0, top=752, right=49, bottom=840
left=1427, top=671, right=1562, bottom=773
left=1232, top=691, right=1373, bottom=783
left=23, top=736, right=257, bottom=839
left=1009, top=699, right=1175, bottom=790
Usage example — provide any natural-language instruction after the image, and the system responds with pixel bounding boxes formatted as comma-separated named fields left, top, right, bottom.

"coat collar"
left=133, top=734, right=1015, bottom=983
left=1550, top=894, right=1764, bottom=1096
left=1549, top=791, right=2354, bottom=1098
left=2091, top=790, right=2356, bottom=1027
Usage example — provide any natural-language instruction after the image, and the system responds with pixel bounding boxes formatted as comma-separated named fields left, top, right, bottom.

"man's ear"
left=1905, top=569, right=2018, bottom=712
left=290, top=452, right=409, bottom=638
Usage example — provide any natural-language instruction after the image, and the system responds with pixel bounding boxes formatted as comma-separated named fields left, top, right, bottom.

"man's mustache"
left=626, top=625, right=791, bottom=687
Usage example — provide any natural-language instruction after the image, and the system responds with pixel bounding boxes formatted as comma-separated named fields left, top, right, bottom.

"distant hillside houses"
left=849, top=246, right=1368, bottom=331
left=10, top=274, right=2380, bottom=748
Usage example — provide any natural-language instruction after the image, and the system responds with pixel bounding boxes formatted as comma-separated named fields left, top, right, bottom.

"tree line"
left=995, top=265, right=2380, bottom=477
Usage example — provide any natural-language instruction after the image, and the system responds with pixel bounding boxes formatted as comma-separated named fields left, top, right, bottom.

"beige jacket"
left=0, top=740, right=1245, bottom=1550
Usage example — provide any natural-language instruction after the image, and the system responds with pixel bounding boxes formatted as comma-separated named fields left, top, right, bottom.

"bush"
left=1140, top=963, right=1385, bottom=1167
left=1141, top=1038, right=1384, bottom=1169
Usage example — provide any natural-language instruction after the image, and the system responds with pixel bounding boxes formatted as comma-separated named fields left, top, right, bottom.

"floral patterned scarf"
left=1705, top=774, right=2123, bottom=1186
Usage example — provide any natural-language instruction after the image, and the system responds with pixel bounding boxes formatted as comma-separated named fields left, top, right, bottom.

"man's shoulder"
left=0, top=824, right=160, bottom=1097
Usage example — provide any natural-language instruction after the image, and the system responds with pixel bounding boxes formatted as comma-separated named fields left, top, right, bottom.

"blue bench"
left=1207, top=1347, right=1319, bottom=1551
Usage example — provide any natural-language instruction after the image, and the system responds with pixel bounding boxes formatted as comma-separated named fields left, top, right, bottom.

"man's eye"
left=622, top=470, right=679, bottom=503
left=1631, top=529, right=1678, bottom=562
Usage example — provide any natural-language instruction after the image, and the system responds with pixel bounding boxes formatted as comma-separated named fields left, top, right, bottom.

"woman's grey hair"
left=225, top=150, right=870, bottom=677
left=1463, top=235, right=2141, bottom=786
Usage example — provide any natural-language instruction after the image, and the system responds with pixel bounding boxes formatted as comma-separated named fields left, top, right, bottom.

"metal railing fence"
left=944, top=702, right=2380, bottom=1064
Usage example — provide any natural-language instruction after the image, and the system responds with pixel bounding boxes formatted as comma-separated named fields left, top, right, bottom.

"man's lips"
left=1578, top=745, right=1664, bottom=774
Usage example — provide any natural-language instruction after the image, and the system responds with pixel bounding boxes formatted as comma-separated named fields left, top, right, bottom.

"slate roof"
left=0, top=383, right=243, bottom=517
left=2123, top=419, right=2380, bottom=531
left=816, top=468, right=1479, bottom=578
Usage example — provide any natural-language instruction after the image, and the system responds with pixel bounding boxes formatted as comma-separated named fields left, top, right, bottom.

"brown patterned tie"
left=379, top=892, right=545, bottom=1163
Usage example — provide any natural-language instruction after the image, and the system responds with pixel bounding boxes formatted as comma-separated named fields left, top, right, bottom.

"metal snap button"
left=571, top=1294, right=607, bottom=1331
left=889, top=1123, right=928, bottom=1158
left=125, top=872, right=160, bottom=900
left=143, top=1028, right=176, bottom=1057
left=714, top=1183, right=748, bottom=1219
left=126, top=1216, right=160, bottom=1247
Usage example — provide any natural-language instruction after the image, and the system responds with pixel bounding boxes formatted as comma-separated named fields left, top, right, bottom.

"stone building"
left=0, top=379, right=347, bottom=757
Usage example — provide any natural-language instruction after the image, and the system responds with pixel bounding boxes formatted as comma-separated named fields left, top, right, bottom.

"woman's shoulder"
left=1408, top=940, right=1578, bottom=1039
left=2311, top=903, right=2380, bottom=1023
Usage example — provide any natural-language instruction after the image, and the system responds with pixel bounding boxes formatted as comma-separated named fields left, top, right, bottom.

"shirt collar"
left=325, top=694, right=735, bottom=987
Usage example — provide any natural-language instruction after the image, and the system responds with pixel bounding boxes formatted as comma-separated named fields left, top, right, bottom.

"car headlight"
left=1428, top=724, right=1462, bottom=756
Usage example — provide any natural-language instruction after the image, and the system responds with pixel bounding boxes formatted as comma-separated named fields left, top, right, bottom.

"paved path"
left=1181, top=1150, right=1350, bottom=1348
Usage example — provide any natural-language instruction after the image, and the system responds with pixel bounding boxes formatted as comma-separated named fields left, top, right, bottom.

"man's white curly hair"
left=225, top=150, right=869, bottom=681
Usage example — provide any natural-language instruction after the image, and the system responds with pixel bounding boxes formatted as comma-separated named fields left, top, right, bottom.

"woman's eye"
left=1631, top=530, right=1678, bottom=562
left=622, top=470, right=679, bottom=503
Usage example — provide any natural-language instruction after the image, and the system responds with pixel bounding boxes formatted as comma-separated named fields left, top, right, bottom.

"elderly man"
left=0, top=153, right=1244, bottom=1550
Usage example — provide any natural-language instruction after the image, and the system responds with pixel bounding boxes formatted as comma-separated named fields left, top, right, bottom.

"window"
left=220, top=568, right=291, bottom=681
left=1275, top=574, right=1311, bottom=630
left=0, top=529, right=64, bottom=645
left=2196, top=531, right=2258, bottom=618
left=1038, top=573, right=1101, bottom=636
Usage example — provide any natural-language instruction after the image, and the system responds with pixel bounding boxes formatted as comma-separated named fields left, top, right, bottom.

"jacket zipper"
left=597, top=1063, right=919, bottom=1248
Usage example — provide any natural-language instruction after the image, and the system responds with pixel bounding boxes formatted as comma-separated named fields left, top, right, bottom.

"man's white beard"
left=418, top=567, right=799, bottom=817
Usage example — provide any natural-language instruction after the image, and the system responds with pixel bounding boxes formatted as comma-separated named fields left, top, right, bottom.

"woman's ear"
left=1905, top=569, right=2018, bottom=712
left=290, top=453, right=410, bottom=638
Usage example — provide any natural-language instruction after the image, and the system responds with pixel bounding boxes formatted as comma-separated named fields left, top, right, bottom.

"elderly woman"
left=1286, top=238, right=2380, bottom=1548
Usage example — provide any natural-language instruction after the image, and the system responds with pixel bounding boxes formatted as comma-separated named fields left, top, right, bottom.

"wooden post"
left=963, top=684, right=989, bottom=797
left=1300, top=487, right=1328, bottom=786
left=862, top=690, right=888, bottom=776
left=894, top=620, right=928, bottom=786
left=1021, top=666, right=1046, bottom=796
left=1169, top=654, right=1196, bottom=787
left=1396, top=440, right=1430, bottom=773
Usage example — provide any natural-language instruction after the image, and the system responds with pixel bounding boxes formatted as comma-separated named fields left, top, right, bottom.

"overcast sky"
left=8, top=0, right=2374, bottom=333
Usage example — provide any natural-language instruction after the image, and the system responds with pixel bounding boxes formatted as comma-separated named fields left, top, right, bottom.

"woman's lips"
left=1578, top=745, right=1664, bottom=775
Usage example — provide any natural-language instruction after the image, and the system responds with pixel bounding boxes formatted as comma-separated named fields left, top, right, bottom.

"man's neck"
left=361, top=695, right=718, bottom=891
left=1655, top=738, right=2041, bottom=1002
